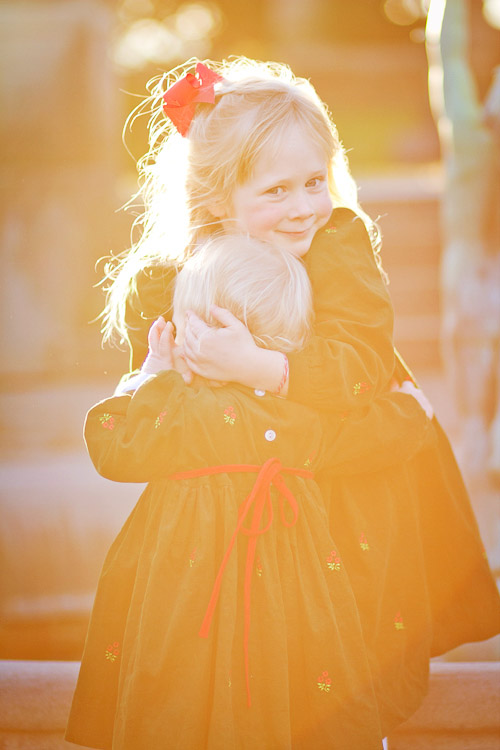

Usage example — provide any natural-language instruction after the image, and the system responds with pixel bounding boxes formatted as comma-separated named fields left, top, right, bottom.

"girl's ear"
left=207, top=200, right=229, bottom=219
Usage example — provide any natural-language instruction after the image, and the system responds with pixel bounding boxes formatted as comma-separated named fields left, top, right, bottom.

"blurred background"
left=0, top=0, right=499, bottom=663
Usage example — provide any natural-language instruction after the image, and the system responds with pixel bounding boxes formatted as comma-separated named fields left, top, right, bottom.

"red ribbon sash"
left=169, top=458, right=314, bottom=706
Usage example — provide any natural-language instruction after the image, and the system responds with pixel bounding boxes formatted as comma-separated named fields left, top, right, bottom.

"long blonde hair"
left=102, top=56, right=379, bottom=346
left=174, top=234, right=313, bottom=353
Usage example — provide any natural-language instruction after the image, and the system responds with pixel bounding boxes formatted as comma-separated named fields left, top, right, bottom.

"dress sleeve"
left=320, top=392, right=435, bottom=476
left=125, top=263, right=178, bottom=371
left=84, top=370, right=204, bottom=483
left=287, top=207, right=395, bottom=412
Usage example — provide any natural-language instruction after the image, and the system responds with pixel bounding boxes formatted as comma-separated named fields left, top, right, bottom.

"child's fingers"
left=209, top=304, right=241, bottom=328
left=147, top=318, right=161, bottom=349
left=185, top=310, right=211, bottom=339
left=157, top=320, right=176, bottom=365
left=165, top=320, right=175, bottom=339
left=148, top=317, right=166, bottom=350
left=158, top=320, right=174, bottom=345
left=184, top=312, right=213, bottom=356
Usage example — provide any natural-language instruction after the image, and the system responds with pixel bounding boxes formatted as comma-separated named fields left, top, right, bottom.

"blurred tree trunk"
left=426, top=0, right=500, bottom=562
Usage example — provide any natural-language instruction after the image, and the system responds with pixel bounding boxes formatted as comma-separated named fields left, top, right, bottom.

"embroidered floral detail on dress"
left=325, top=225, right=337, bottom=234
left=223, top=406, right=236, bottom=425
left=353, top=381, right=371, bottom=396
left=317, top=670, right=332, bottom=692
left=394, top=612, right=405, bottom=630
left=359, top=533, right=370, bottom=551
left=303, top=450, right=316, bottom=468
left=154, top=410, right=167, bottom=429
left=256, top=556, right=263, bottom=577
left=189, top=548, right=197, bottom=568
left=99, top=414, right=115, bottom=431
left=326, top=550, right=341, bottom=571
left=105, top=641, right=120, bottom=662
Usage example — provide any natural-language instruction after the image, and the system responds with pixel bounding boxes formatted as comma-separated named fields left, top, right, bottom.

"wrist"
left=141, top=355, right=169, bottom=376
left=239, top=347, right=289, bottom=395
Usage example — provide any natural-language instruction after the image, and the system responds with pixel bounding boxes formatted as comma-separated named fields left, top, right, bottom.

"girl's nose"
left=288, top=191, right=314, bottom=220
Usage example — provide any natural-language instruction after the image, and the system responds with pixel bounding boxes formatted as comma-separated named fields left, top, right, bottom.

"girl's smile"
left=217, top=123, right=333, bottom=257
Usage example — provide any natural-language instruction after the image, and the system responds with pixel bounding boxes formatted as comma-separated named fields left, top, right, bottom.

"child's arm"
left=181, top=305, right=287, bottom=391
left=321, top=390, right=436, bottom=476
left=88, top=318, right=199, bottom=482
left=85, top=370, right=207, bottom=483
left=288, top=207, right=395, bottom=411
left=181, top=208, right=395, bottom=410
left=115, top=316, right=189, bottom=395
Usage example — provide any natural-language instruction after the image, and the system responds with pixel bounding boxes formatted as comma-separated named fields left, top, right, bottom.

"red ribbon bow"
left=162, top=62, right=224, bottom=137
left=170, top=458, right=314, bottom=707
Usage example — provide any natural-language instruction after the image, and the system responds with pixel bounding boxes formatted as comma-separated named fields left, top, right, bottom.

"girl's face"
left=218, top=123, right=333, bottom=257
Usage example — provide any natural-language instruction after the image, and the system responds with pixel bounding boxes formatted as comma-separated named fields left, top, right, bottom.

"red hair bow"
left=162, top=62, right=224, bottom=136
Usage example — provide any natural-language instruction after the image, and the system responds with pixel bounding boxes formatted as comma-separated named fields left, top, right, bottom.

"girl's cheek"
left=250, top=204, right=283, bottom=231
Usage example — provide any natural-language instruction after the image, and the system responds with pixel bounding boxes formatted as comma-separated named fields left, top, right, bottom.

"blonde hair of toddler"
left=173, top=234, right=313, bottom=353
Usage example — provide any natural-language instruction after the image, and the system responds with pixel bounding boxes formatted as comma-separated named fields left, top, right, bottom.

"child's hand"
left=141, top=317, right=176, bottom=375
left=390, top=379, right=434, bottom=419
left=182, top=305, right=258, bottom=383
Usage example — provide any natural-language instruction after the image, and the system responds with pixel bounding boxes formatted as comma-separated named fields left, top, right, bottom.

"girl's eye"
left=265, top=186, right=285, bottom=196
left=306, top=176, right=325, bottom=188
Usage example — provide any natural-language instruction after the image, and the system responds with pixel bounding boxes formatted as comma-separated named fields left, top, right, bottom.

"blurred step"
left=0, top=659, right=83, bottom=749
left=0, top=660, right=498, bottom=749
left=388, top=662, right=500, bottom=749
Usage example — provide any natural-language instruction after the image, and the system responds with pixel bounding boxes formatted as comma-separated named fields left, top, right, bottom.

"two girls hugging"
left=66, top=59, right=500, bottom=750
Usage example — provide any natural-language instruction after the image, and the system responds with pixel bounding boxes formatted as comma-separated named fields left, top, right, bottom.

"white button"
left=254, top=389, right=265, bottom=397
left=265, top=429, right=276, bottom=442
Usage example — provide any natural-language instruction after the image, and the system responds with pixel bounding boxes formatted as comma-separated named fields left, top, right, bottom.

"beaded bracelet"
left=275, top=354, right=289, bottom=396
